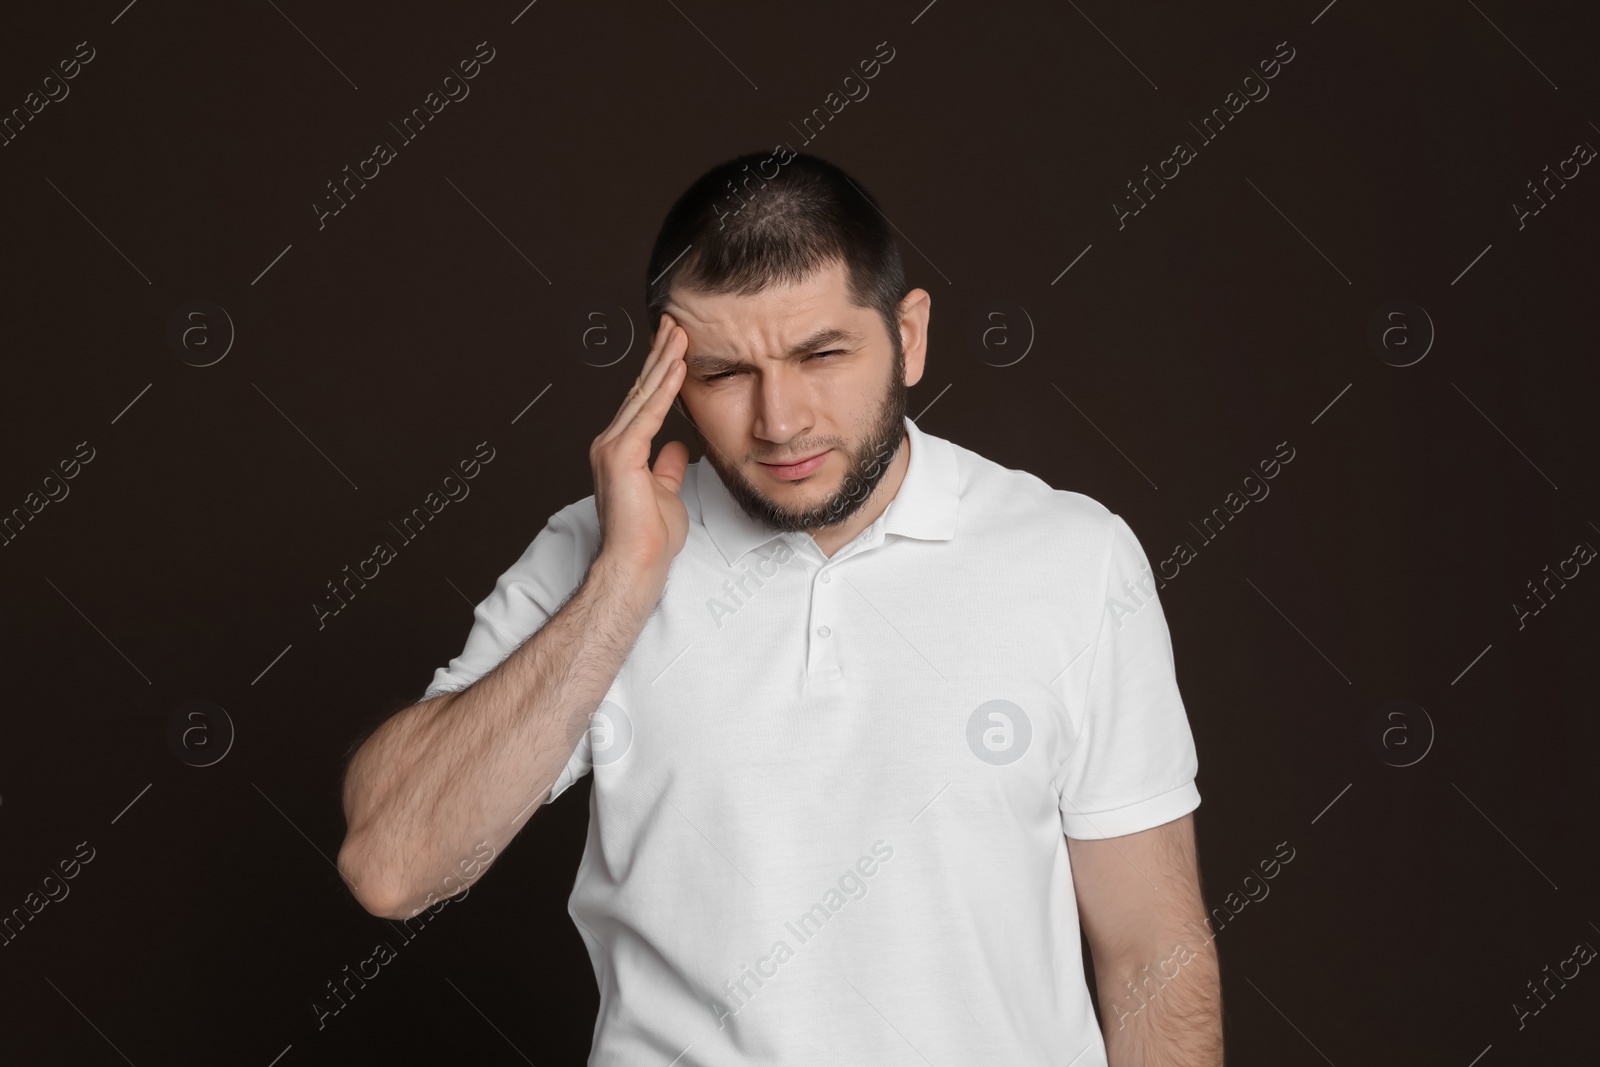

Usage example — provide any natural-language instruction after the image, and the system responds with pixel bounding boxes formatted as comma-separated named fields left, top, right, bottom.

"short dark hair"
left=645, top=150, right=907, bottom=359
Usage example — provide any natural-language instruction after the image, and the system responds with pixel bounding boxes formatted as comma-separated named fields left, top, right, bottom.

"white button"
left=817, top=625, right=831, bottom=637
left=820, top=572, right=831, bottom=583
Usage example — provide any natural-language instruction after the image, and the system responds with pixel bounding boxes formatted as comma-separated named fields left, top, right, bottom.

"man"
left=337, top=151, right=1223, bottom=1065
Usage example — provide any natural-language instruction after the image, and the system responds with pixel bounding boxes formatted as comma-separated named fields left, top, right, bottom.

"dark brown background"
left=1, top=1, right=1596, bottom=1064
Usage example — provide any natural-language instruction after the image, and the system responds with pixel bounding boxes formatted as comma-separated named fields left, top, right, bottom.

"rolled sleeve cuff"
left=1060, top=779, right=1201, bottom=840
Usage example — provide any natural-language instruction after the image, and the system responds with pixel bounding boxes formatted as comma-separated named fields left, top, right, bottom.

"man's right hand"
left=590, top=311, right=692, bottom=592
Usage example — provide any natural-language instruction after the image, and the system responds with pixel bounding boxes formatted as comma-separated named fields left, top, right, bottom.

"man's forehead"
left=666, top=256, right=856, bottom=320
left=666, top=291, right=872, bottom=352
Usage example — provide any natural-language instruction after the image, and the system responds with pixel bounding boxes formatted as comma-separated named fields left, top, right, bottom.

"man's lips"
left=762, top=450, right=826, bottom=466
left=758, top=450, right=829, bottom=479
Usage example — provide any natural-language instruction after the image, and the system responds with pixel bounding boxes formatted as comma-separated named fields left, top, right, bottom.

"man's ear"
left=898, top=288, right=931, bottom=387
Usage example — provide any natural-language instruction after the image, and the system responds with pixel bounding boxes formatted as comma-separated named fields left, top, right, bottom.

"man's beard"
left=686, top=351, right=908, bottom=536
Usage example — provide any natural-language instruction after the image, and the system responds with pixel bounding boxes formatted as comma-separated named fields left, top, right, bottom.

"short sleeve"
left=1055, top=512, right=1200, bottom=839
left=422, top=499, right=615, bottom=805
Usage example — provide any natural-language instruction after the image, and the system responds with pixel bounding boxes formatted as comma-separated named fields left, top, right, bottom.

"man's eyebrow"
left=684, top=326, right=867, bottom=370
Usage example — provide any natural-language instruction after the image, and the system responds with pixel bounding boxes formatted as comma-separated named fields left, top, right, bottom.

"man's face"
left=665, top=258, right=925, bottom=535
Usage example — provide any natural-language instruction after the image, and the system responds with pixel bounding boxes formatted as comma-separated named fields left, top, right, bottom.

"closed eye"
left=702, top=350, right=846, bottom=383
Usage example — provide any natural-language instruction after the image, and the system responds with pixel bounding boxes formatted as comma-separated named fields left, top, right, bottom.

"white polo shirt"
left=425, top=415, right=1200, bottom=1066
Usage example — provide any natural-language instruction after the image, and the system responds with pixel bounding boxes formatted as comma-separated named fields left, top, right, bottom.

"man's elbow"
left=337, top=833, right=407, bottom=919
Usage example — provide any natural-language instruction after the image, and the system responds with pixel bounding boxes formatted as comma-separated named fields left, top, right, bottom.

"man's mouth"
left=758, top=450, right=830, bottom=480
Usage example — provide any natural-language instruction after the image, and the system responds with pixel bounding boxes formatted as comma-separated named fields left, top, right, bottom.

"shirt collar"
left=697, top=415, right=960, bottom=567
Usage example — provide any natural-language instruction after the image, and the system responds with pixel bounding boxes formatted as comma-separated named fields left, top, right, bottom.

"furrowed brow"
left=786, top=326, right=866, bottom=356
left=684, top=327, right=866, bottom=373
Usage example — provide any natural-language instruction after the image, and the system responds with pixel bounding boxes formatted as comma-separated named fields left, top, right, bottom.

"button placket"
left=809, top=559, right=841, bottom=678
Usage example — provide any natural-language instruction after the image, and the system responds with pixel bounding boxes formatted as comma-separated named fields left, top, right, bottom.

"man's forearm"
left=337, top=552, right=657, bottom=918
left=1096, top=926, right=1224, bottom=1067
